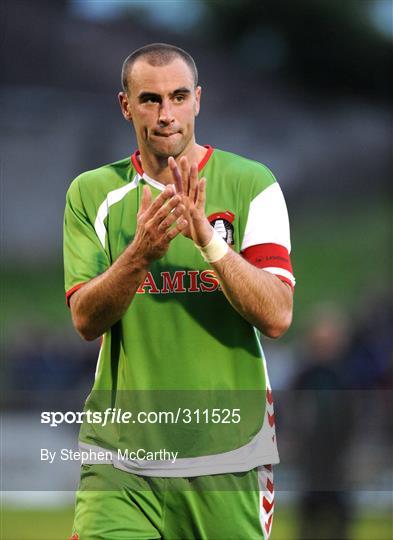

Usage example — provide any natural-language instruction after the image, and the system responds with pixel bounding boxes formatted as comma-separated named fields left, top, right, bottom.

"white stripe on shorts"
left=257, top=464, right=275, bottom=540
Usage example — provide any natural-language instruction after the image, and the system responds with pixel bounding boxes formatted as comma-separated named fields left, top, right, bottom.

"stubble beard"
left=146, top=130, right=194, bottom=161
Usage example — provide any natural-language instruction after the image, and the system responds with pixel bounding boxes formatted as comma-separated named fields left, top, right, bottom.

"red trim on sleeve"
left=65, top=283, right=86, bottom=307
left=276, top=275, right=294, bottom=291
left=131, top=145, right=214, bottom=176
left=241, top=243, right=293, bottom=273
left=242, top=243, right=295, bottom=291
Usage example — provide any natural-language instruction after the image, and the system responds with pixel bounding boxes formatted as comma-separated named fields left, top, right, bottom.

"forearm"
left=211, top=248, right=293, bottom=338
left=70, top=245, right=149, bottom=341
left=69, top=184, right=187, bottom=341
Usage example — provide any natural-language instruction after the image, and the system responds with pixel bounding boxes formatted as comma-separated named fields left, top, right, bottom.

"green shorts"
left=70, top=464, right=275, bottom=540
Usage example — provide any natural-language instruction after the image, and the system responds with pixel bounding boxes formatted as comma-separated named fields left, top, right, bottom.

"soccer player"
left=64, top=43, right=295, bottom=540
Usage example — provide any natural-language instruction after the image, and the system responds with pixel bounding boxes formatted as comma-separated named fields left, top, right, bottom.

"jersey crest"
left=208, top=211, right=235, bottom=245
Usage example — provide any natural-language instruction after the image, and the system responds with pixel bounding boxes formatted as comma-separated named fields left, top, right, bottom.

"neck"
left=138, top=140, right=207, bottom=185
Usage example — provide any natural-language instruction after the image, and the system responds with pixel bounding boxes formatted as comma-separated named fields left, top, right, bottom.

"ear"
left=118, top=92, right=133, bottom=122
left=194, top=86, right=201, bottom=117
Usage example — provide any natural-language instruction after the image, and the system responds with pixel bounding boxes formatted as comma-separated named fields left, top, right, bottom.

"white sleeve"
left=241, top=182, right=291, bottom=253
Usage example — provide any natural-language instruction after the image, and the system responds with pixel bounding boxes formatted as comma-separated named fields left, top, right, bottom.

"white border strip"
left=94, top=174, right=140, bottom=248
left=257, top=465, right=275, bottom=540
left=263, top=267, right=296, bottom=286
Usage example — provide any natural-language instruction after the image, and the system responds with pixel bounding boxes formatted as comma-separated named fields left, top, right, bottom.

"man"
left=64, top=43, right=295, bottom=540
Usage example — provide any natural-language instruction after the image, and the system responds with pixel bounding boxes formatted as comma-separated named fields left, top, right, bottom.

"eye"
left=173, top=95, right=185, bottom=103
left=141, top=96, right=160, bottom=104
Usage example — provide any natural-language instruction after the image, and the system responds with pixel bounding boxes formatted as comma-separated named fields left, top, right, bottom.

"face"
left=119, top=57, right=201, bottom=159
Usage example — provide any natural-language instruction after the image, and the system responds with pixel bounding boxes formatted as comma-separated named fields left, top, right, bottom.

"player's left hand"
left=168, top=156, right=213, bottom=247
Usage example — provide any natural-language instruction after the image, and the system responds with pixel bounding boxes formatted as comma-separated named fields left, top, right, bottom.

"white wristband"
left=196, top=229, right=229, bottom=263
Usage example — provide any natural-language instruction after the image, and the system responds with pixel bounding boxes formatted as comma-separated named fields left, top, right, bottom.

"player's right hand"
left=132, top=184, right=187, bottom=263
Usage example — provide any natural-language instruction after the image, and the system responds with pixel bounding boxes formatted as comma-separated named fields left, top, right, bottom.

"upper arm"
left=240, top=182, right=296, bottom=291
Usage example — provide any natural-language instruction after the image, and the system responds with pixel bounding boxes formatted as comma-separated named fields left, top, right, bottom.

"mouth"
left=153, top=131, right=181, bottom=138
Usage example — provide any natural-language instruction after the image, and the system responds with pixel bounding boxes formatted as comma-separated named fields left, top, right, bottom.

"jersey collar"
left=131, top=145, right=214, bottom=186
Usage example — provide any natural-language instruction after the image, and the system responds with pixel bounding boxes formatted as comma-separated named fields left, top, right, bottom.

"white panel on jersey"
left=142, top=173, right=166, bottom=191
left=94, top=174, right=140, bottom=248
left=241, top=183, right=291, bottom=253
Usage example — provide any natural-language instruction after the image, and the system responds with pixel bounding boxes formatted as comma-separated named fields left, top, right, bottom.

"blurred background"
left=1, top=0, right=392, bottom=538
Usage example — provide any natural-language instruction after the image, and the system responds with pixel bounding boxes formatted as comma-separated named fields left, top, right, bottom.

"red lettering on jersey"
left=200, top=270, right=220, bottom=292
left=187, top=270, right=200, bottom=292
left=161, top=271, right=186, bottom=293
left=137, top=272, right=159, bottom=294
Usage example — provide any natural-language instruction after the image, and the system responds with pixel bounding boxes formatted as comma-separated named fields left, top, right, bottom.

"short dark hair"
left=121, top=43, right=198, bottom=93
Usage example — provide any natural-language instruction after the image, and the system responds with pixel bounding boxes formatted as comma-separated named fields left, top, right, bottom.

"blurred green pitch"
left=1, top=505, right=392, bottom=539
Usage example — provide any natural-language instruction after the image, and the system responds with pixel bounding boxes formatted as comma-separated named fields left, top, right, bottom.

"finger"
left=151, top=193, right=183, bottom=226
left=144, top=184, right=176, bottom=219
left=179, top=156, right=190, bottom=196
left=157, top=204, right=185, bottom=231
left=196, top=177, right=206, bottom=209
left=189, top=163, right=198, bottom=203
left=165, top=218, right=188, bottom=241
left=138, top=185, right=152, bottom=215
left=156, top=200, right=185, bottom=229
left=168, top=157, right=183, bottom=193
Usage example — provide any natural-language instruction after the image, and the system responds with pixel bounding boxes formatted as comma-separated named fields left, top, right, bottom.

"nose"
left=158, top=98, right=174, bottom=126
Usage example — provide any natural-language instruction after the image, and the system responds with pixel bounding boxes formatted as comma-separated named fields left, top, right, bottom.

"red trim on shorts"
left=265, top=514, right=273, bottom=535
left=263, top=496, right=274, bottom=514
left=65, top=283, right=86, bottom=307
left=259, top=465, right=275, bottom=540
left=130, top=145, right=214, bottom=176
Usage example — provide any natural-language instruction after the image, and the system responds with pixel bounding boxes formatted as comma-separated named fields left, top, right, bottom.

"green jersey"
left=63, top=146, right=294, bottom=476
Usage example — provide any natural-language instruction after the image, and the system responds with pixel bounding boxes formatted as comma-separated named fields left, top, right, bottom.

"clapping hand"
left=168, top=156, right=213, bottom=247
